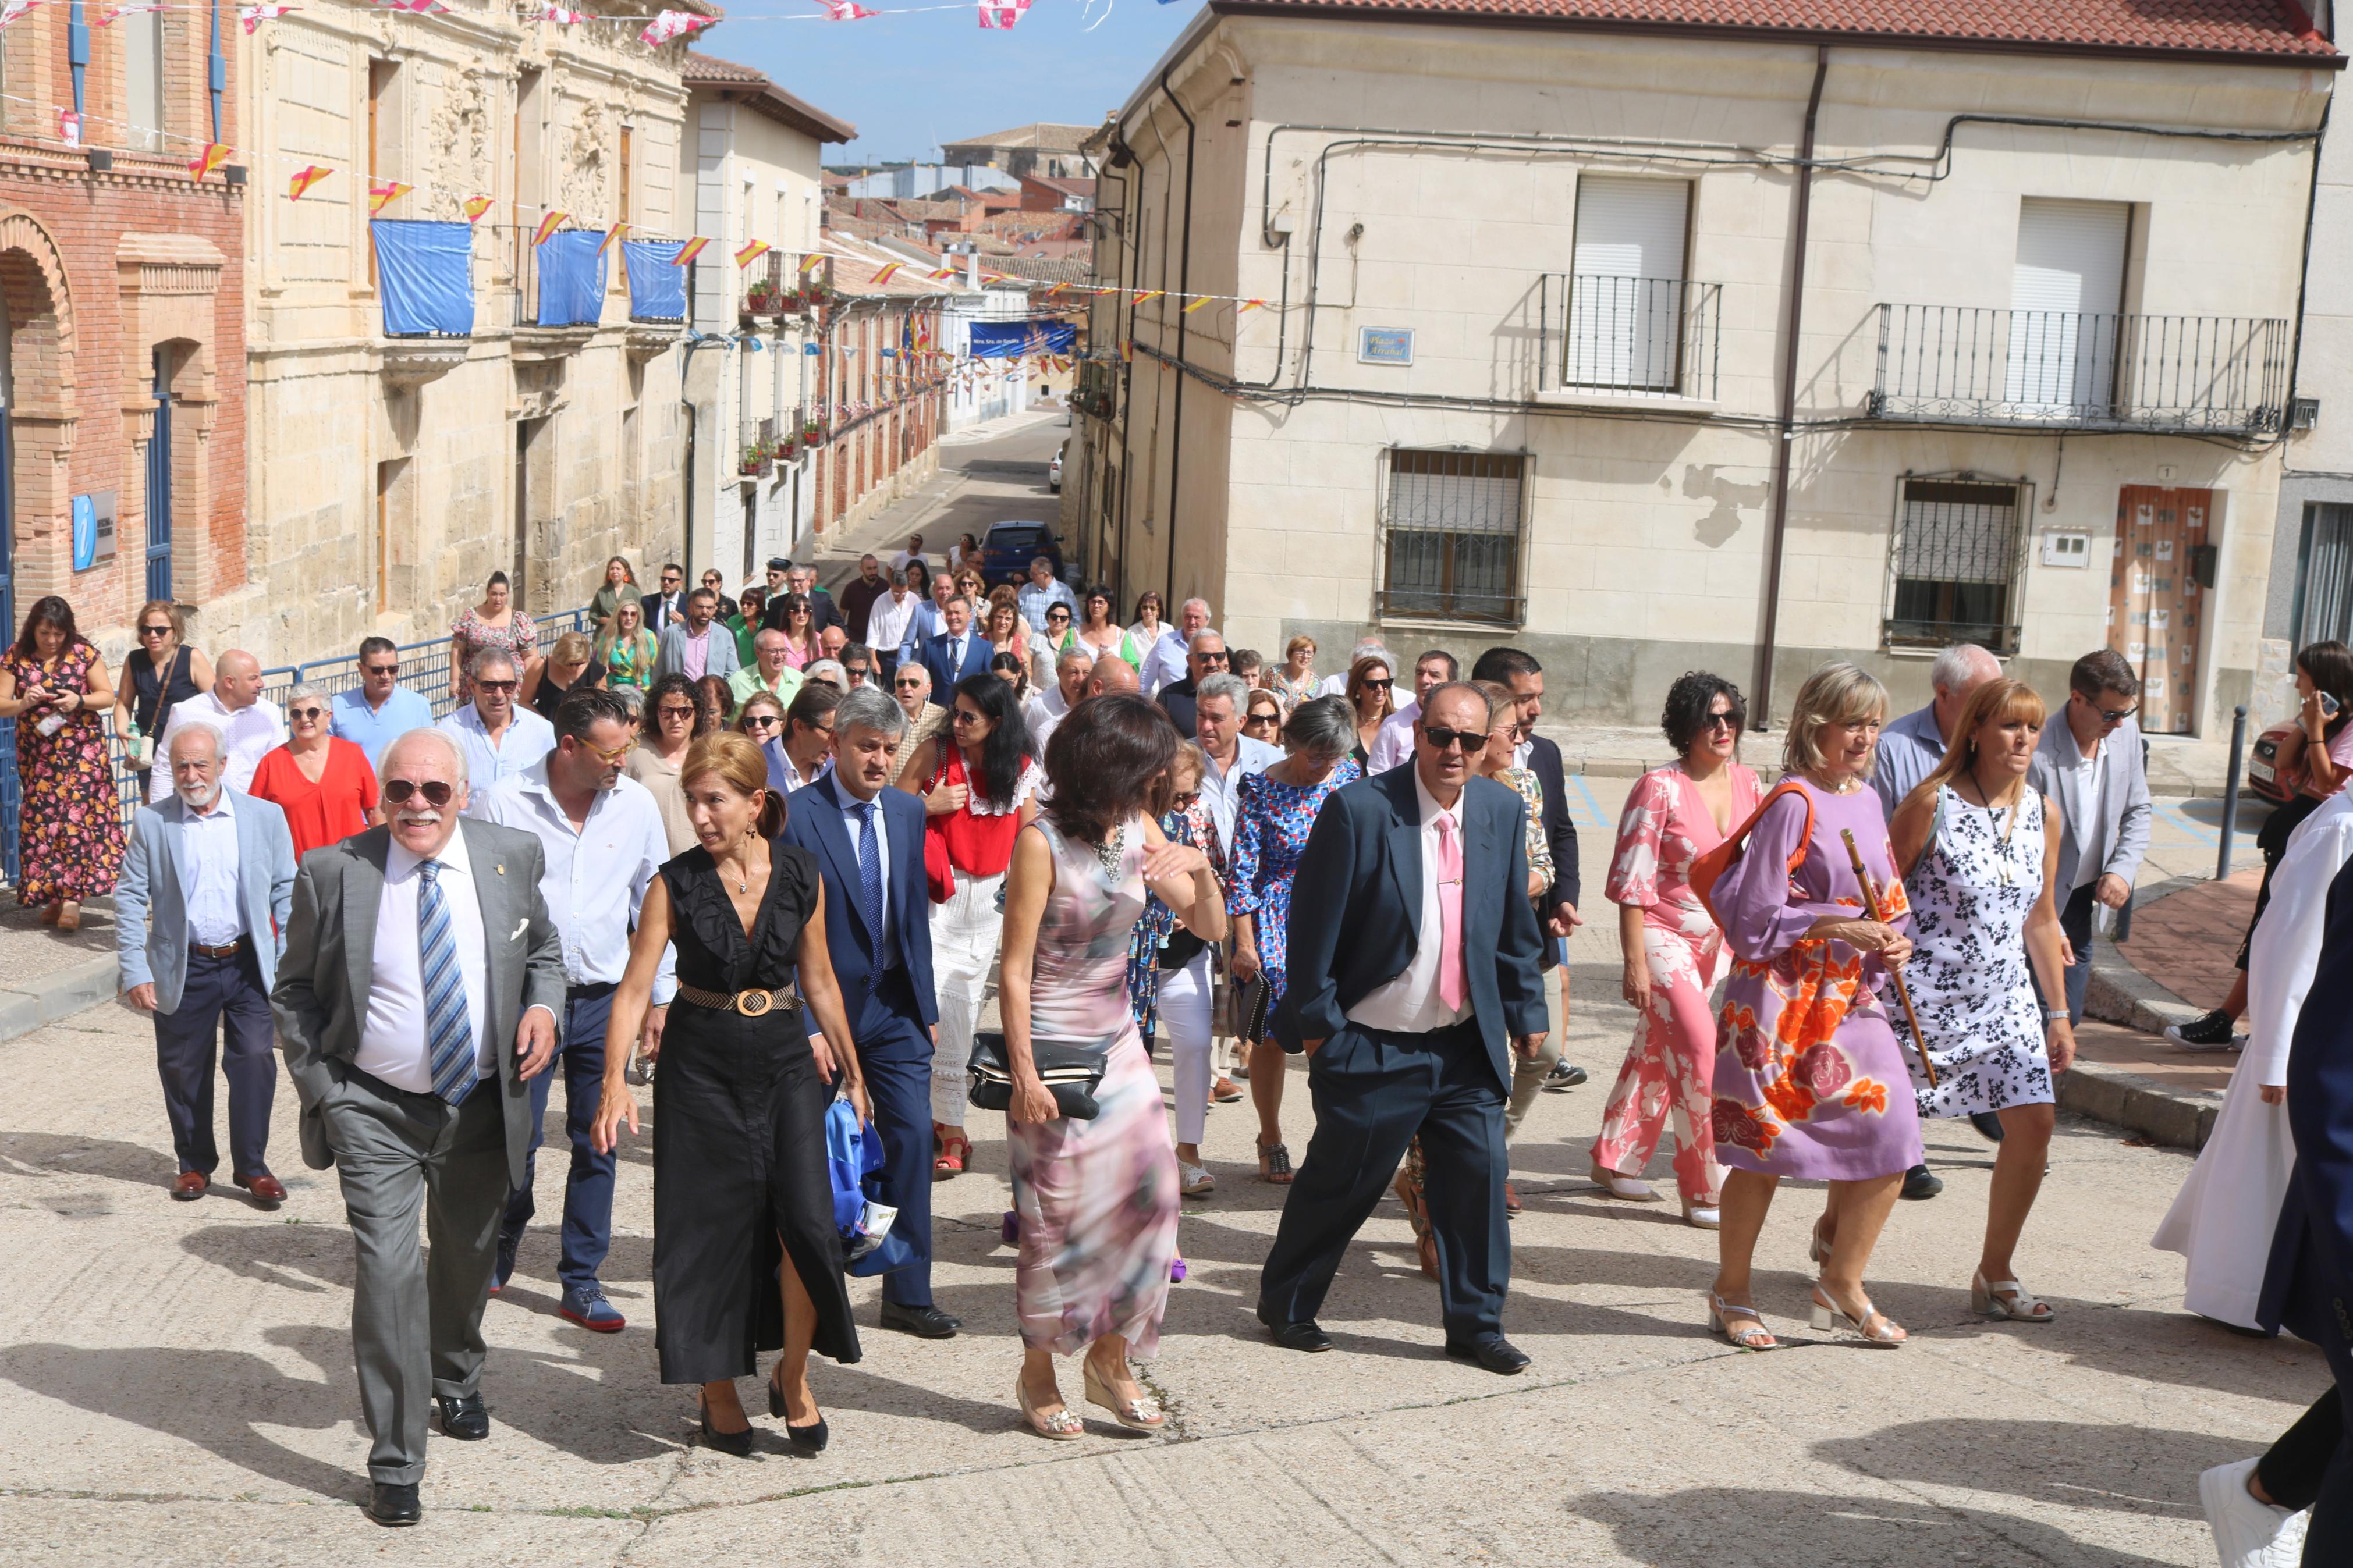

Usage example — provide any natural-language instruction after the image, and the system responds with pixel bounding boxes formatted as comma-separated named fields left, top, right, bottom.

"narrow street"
left=815, top=407, right=1073, bottom=591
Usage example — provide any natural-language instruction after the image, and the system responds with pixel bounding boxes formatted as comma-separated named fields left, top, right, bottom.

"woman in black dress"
left=593, top=730, right=870, bottom=1456
left=113, top=598, right=211, bottom=795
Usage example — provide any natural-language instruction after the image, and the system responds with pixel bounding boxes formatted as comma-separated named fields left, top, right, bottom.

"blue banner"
left=967, top=318, right=1076, bottom=359
left=623, top=239, right=687, bottom=322
left=372, top=219, right=475, bottom=337
left=535, top=230, right=608, bottom=328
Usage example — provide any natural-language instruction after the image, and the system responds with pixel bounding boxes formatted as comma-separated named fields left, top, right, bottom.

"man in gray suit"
left=270, top=727, right=564, bottom=1528
left=118, top=726, right=298, bottom=1206
left=652, top=586, right=743, bottom=681
left=2028, top=648, right=2153, bottom=1024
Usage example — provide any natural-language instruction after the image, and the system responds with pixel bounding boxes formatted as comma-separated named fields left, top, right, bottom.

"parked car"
left=974, top=520, right=1065, bottom=588
left=1050, top=442, right=1066, bottom=492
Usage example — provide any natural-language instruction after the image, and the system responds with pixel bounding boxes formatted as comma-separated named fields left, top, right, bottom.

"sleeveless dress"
left=1899, top=786, right=2054, bottom=1119
left=129, top=643, right=200, bottom=778
left=9, top=642, right=127, bottom=904
left=1006, top=815, right=1181, bottom=1357
left=651, top=841, right=861, bottom=1385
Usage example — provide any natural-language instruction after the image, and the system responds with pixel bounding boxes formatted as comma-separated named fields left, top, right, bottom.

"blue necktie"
left=854, top=799, right=888, bottom=980
left=418, top=860, right=477, bottom=1105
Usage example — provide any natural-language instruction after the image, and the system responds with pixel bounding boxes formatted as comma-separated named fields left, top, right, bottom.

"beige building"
left=939, top=123, right=1099, bottom=184
left=240, top=0, right=707, bottom=662
left=1076, top=0, right=2339, bottom=734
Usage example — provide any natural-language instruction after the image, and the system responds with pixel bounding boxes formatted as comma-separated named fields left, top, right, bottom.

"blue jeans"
left=500, top=984, right=617, bottom=1294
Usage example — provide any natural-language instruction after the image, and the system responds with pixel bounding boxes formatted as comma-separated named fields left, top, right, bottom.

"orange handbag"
left=1687, top=780, right=1815, bottom=928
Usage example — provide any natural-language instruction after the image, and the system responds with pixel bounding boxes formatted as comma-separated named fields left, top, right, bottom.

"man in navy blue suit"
left=1257, top=683, right=1549, bottom=1373
left=781, top=685, right=958, bottom=1338
left=921, top=594, right=990, bottom=699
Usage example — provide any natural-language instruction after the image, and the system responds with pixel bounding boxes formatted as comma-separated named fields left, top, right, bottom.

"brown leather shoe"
left=234, top=1172, right=286, bottom=1209
left=171, top=1171, right=208, bottom=1201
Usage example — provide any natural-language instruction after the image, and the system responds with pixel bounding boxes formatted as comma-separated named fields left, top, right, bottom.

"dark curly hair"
left=1045, top=692, right=1180, bottom=848
left=1660, top=670, right=1747, bottom=755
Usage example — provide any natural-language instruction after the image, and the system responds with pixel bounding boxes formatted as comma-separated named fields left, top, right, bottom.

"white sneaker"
left=2200, top=1457, right=2308, bottom=1568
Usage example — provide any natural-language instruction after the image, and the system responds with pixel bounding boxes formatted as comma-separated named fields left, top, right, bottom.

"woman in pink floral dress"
left=0, top=596, right=127, bottom=927
left=1591, top=673, right=1760, bottom=1228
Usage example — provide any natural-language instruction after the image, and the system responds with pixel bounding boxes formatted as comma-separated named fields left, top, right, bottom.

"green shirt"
left=729, top=664, right=803, bottom=710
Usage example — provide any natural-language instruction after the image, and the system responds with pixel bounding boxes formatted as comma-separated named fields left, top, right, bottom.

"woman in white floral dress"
left=1889, top=677, right=2077, bottom=1323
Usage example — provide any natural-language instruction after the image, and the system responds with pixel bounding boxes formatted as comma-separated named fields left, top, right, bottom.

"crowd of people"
left=14, top=539, right=2353, bottom=1556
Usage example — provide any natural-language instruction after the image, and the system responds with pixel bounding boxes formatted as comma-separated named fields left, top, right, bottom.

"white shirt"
left=1366, top=701, right=1420, bottom=773
left=1347, top=769, right=1474, bottom=1034
left=2072, top=738, right=2112, bottom=891
left=355, top=827, right=494, bottom=1093
left=479, top=763, right=672, bottom=998
left=1140, top=627, right=1200, bottom=697
left=182, top=789, right=246, bottom=946
left=438, top=703, right=556, bottom=816
left=942, top=631, right=971, bottom=675
left=1196, top=735, right=1281, bottom=858
left=866, top=589, right=918, bottom=657
left=1315, top=670, right=1354, bottom=699
left=891, top=549, right=928, bottom=574
left=150, top=691, right=288, bottom=803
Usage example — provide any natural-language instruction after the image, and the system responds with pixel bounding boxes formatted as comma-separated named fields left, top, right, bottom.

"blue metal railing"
left=0, top=609, right=591, bottom=884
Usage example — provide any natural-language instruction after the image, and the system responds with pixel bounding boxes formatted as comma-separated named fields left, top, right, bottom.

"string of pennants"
left=0, top=0, right=1050, bottom=35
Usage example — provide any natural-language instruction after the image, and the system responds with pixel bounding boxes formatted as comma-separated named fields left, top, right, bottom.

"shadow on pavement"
left=0, top=1130, right=179, bottom=1188
left=1812, top=1417, right=2256, bottom=1516
left=1570, top=1485, right=2184, bottom=1566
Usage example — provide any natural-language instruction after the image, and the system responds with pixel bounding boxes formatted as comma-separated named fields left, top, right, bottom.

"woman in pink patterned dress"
left=1000, top=694, right=1226, bottom=1439
left=0, top=596, right=126, bottom=927
left=1591, top=673, right=1761, bottom=1229
left=448, top=571, right=538, bottom=701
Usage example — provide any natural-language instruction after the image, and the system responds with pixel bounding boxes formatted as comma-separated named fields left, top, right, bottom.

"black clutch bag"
left=967, top=1030, right=1106, bottom=1121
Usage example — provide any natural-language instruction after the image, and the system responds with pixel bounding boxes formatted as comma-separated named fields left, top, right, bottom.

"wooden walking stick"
left=1838, top=827, right=1938, bottom=1089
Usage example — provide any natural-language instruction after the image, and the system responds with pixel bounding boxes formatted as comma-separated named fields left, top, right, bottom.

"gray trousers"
left=322, top=1065, right=509, bottom=1485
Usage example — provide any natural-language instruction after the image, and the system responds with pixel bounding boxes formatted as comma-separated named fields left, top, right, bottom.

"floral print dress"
left=1591, top=762, right=1761, bottom=1203
left=1708, top=778, right=1925, bottom=1181
left=9, top=642, right=127, bottom=903
left=450, top=607, right=537, bottom=685
left=1228, top=756, right=1364, bottom=1014
left=1899, top=787, right=2054, bottom=1118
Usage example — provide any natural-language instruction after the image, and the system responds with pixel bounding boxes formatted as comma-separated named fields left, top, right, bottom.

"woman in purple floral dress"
left=0, top=596, right=126, bottom=927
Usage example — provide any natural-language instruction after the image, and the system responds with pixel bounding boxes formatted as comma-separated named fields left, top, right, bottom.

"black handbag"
left=967, top=1030, right=1106, bottom=1121
left=1227, top=970, right=1273, bottom=1049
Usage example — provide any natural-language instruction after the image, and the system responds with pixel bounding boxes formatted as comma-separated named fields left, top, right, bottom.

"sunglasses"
left=950, top=708, right=985, bottom=726
left=1244, top=712, right=1279, bottom=728
left=657, top=704, right=697, bottom=720
left=139, top=623, right=172, bottom=637
left=1702, top=713, right=1740, bottom=731
left=382, top=778, right=456, bottom=806
left=1197, top=651, right=1229, bottom=665
left=1424, top=726, right=1490, bottom=753
left=1360, top=677, right=1393, bottom=692
left=289, top=705, right=325, bottom=721
left=363, top=663, right=399, bottom=677
left=2079, top=695, right=2138, bottom=724
left=475, top=680, right=519, bottom=694
left=743, top=714, right=782, bottom=731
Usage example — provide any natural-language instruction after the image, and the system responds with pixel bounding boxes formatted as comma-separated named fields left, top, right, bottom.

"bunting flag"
left=597, top=222, right=626, bottom=255
left=1120, top=339, right=1133, bottom=362
left=1183, top=295, right=1214, bottom=314
left=1240, top=298, right=1265, bottom=312
left=1132, top=290, right=1163, bottom=307
left=187, top=143, right=231, bottom=182
left=463, top=195, right=495, bottom=222
left=638, top=9, right=712, bottom=45
left=869, top=262, right=902, bottom=285
left=368, top=180, right=411, bottom=213
left=927, top=265, right=957, bottom=280
left=734, top=239, right=771, bottom=268
left=287, top=164, right=332, bottom=201
left=239, top=2, right=295, bottom=28
left=672, top=236, right=709, bottom=266
left=977, top=0, right=1024, bottom=26
left=94, top=3, right=162, bottom=24
left=380, top=0, right=446, bottom=10
left=819, top=0, right=877, bottom=15
left=542, top=1, right=585, bottom=17
left=533, top=209, right=569, bottom=246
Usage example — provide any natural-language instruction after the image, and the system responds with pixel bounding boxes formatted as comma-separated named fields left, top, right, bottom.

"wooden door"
left=2109, top=485, right=2211, bottom=734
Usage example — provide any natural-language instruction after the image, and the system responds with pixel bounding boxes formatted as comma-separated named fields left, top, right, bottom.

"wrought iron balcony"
left=1870, top=305, right=2290, bottom=434
left=1537, top=274, right=1720, bottom=402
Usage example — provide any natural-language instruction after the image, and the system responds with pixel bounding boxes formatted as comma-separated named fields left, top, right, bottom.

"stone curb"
left=2057, top=1057, right=2222, bottom=1152
left=0, top=952, right=122, bottom=1043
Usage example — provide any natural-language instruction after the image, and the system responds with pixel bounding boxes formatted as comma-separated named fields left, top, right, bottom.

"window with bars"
left=2295, top=502, right=2353, bottom=647
left=1378, top=450, right=1527, bottom=625
left=1883, top=478, right=2029, bottom=655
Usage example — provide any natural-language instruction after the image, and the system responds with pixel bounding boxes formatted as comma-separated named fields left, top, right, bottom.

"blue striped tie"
left=855, top=799, right=886, bottom=981
left=418, top=859, right=477, bottom=1105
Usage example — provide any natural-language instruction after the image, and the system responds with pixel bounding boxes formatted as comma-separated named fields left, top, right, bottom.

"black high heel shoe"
left=699, top=1393, right=755, bottom=1457
left=769, top=1370, right=829, bottom=1452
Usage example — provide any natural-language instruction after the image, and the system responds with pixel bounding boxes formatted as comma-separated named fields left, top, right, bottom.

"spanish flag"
left=597, top=222, right=626, bottom=256
left=869, top=262, right=902, bottom=285
left=368, top=181, right=411, bottom=214
left=672, top=236, right=709, bottom=266
left=187, top=143, right=231, bottom=182
left=1183, top=295, right=1214, bottom=314
left=533, top=210, right=569, bottom=247
left=287, top=165, right=331, bottom=201
left=463, top=195, right=496, bottom=223
left=800, top=252, right=826, bottom=275
left=1240, top=298, right=1266, bottom=313
left=1133, top=290, right=1163, bottom=308
left=735, top=239, right=771, bottom=268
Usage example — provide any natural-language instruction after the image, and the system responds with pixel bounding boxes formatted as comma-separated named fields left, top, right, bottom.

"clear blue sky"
left=701, top=0, right=1201, bottom=165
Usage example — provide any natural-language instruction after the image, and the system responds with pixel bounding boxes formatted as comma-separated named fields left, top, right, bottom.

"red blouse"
left=249, top=738, right=379, bottom=861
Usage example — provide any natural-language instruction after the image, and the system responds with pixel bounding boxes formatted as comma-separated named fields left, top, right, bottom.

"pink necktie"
left=1434, top=812, right=1465, bottom=1014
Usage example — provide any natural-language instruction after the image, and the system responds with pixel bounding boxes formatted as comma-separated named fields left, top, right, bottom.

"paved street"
left=0, top=820, right=2321, bottom=1565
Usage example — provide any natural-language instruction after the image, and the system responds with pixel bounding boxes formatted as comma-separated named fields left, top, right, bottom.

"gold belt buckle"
left=736, top=989, right=775, bottom=1017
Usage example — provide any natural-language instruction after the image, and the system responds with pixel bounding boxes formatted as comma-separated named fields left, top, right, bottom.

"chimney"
left=967, top=250, right=981, bottom=291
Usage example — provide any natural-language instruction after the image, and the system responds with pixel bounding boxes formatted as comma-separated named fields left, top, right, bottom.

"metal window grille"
left=1378, top=450, right=1527, bottom=625
left=2296, top=502, right=2353, bottom=646
left=1883, top=478, right=2029, bottom=656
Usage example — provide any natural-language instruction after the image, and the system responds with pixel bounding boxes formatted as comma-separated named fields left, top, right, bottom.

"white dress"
left=2153, top=791, right=2353, bottom=1329
left=1900, top=787, right=2053, bottom=1118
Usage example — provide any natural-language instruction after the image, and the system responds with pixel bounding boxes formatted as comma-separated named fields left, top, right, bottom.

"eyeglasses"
left=475, top=680, right=519, bottom=694
left=1423, top=726, right=1490, bottom=753
left=363, top=663, right=399, bottom=677
left=139, top=623, right=172, bottom=637
left=657, top=704, right=697, bottom=721
left=382, top=778, right=456, bottom=807
left=289, top=705, right=325, bottom=721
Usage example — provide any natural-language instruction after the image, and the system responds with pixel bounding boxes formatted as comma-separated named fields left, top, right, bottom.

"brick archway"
left=0, top=210, right=80, bottom=605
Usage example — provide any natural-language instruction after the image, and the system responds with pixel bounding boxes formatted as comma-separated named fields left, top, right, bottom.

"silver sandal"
left=1971, top=1270, right=2054, bottom=1323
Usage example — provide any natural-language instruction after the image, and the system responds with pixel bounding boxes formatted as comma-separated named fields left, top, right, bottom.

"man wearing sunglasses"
left=1141, top=596, right=1214, bottom=698
left=478, top=689, right=672, bottom=1335
left=1257, top=682, right=1548, bottom=1374
left=1155, top=628, right=1227, bottom=736
left=330, top=636, right=434, bottom=773
left=435, top=650, right=555, bottom=817
left=1367, top=650, right=1461, bottom=774
left=271, top=727, right=565, bottom=1527
left=2028, top=648, right=2152, bottom=1025
left=644, top=564, right=689, bottom=632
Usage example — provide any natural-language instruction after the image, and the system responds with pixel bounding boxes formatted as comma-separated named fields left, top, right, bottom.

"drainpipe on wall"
left=1754, top=44, right=1829, bottom=727
left=208, top=0, right=224, bottom=142
left=1157, top=60, right=1198, bottom=607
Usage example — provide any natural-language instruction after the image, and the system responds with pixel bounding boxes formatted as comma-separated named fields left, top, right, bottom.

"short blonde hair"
left=551, top=630, right=594, bottom=666
left=1781, top=662, right=1889, bottom=778
left=1286, top=634, right=1316, bottom=660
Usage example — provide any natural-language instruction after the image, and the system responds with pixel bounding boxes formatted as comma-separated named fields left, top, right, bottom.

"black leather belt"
left=190, top=938, right=245, bottom=959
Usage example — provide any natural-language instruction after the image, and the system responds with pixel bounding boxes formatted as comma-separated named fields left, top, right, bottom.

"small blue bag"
left=824, top=1096, right=918, bottom=1277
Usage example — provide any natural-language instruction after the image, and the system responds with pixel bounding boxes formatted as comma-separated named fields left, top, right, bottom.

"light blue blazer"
left=116, top=788, right=298, bottom=1014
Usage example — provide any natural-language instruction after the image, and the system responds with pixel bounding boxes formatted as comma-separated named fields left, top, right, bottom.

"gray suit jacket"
left=268, top=820, right=566, bottom=1185
left=654, top=621, right=743, bottom=681
left=2028, top=714, right=2153, bottom=895
left=115, top=788, right=298, bottom=1014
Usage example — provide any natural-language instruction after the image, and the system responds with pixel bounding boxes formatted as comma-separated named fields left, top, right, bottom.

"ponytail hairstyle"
left=680, top=730, right=786, bottom=838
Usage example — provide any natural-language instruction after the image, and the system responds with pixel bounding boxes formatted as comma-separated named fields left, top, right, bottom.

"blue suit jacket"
left=116, top=788, right=299, bottom=1015
left=780, top=772, right=938, bottom=1035
left=922, top=630, right=992, bottom=699
left=1273, top=764, right=1548, bottom=1091
left=2261, top=854, right=2353, bottom=1364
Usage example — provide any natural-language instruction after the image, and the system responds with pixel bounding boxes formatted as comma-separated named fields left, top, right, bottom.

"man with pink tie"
left=1255, top=683, right=1550, bottom=1373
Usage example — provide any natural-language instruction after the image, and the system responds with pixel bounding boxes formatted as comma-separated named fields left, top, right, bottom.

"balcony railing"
left=1537, top=274, right=1720, bottom=400
left=1870, top=305, right=2290, bottom=434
